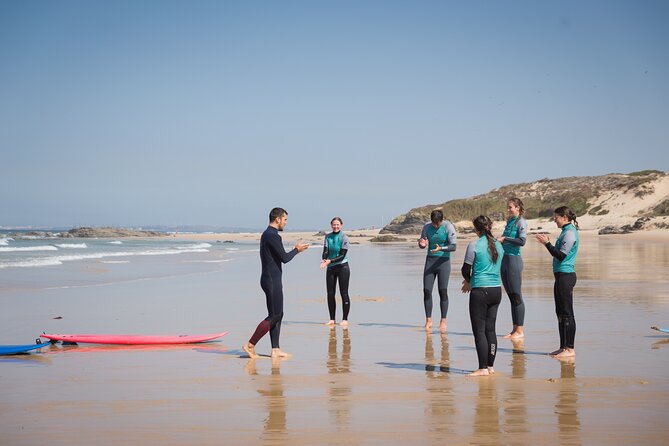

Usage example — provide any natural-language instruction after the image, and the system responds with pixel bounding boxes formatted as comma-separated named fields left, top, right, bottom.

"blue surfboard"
left=651, top=326, right=669, bottom=334
left=0, top=341, right=51, bottom=355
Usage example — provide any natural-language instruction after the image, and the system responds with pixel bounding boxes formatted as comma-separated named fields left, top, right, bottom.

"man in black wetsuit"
left=243, top=207, right=309, bottom=359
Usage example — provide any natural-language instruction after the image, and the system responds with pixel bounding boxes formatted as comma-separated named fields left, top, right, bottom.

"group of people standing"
left=243, top=202, right=580, bottom=377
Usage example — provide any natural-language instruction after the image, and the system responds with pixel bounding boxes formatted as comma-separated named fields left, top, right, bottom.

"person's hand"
left=430, top=244, right=441, bottom=253
left=461, top=280, right=471, bottom=294
left=295, top=240, right=310, bottom=252
left=418, top=238, right=428, bottom=249
left=496, top=236, right=505, bottom=243
left=320, top=259, right=330, bottom=270
left=535, top=234, right=549, bottom=245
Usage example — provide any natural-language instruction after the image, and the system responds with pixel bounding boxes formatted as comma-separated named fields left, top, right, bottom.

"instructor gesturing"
left=243, top=207, right=309, bottom=359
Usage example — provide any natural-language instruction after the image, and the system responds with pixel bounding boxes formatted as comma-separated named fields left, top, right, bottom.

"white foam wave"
left=109, top=241, right=123, bottom=245
left=100, top=260, right=130, bottom=264
left=55, top=243, right=88, bottom=249
left=224, top=247, right=240, bottom=251
left=179, top=243, right=212, bottom=250
left=0, top=245, right=210, bottom=268
left=0, top=238, right=12, bottom=246
left=0, top=245, right=59, bottom=252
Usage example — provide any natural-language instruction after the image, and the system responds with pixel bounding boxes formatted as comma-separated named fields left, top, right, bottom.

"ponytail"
left=472, top=215, right=499, bottom=263
left=554, top=206, right=579, bottom=230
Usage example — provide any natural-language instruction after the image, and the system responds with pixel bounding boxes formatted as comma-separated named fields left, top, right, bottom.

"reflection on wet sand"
left=555, top=357, right=581, bottom=445
left=424, top=333, right=455, bottom=436
left=245, top=358, right=287, bottom=444
left=503, top=338, right=529, bottom=436
left=473, top=377, right=500, bottom=446
left=327, top=327, right=351, bottom=433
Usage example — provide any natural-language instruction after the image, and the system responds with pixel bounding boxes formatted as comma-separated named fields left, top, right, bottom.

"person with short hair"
left=418, top=209, right=457, bottom=333
left=243, top=207, right=309, bottom=359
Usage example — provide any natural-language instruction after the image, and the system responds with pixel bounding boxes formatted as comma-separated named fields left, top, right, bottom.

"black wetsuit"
left=248, top=226, right=298, bottom=348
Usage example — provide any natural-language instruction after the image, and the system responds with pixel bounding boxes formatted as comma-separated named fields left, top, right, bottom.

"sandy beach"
left=1, top=228, right=669, bottom=445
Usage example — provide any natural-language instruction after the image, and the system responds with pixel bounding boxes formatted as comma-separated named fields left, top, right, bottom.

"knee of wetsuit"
left=268, top=312, right=284, bottom=325
left=423, top=289, right=432, bottom=300
left=437, top=289, right=449, bottom=300
left=510, top=293, right=522, bottom=306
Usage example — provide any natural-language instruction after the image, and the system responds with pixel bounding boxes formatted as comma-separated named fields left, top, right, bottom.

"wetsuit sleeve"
left=440, top=222, right=457, bottom=252
left=329, top=249, right=348, bottom=264
left=544, top=230, right=575, bottom=261
left=461, top=243, right=475, bottom=281
left=504, top=218, right=527, bottom=246
left=341, top=233, right=350, bottom=250
left=269, top=232, right=298, bottom=263
left=322, top=236, right=328, bottom=260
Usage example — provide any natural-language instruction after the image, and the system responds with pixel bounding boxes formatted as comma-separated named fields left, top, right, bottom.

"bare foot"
left=487, top=367, right=495, bottom=374
left=549, top=348, right=564, bottom=356
left=340, top=320, right=348, bottom=327
left=242, top=343, right=259, bottom=359
left=509, top=331, right=524, bottom=339
left=467, top=369, right=490, bottom=377
left=554, top=348, right=575, bottom=358
left=271, top=348, right=291, bottom=358
left=325, top=320, right=335, bottom=326
left=424, top=318, right=432, bottom=331
left=439, top=319, right=447, bottom=333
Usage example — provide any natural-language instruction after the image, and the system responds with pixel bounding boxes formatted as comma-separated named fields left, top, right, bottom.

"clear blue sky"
left=1, top=1, right=668, bottom=230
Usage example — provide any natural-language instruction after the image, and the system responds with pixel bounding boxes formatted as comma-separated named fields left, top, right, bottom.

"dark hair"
left=472, top=215, right=499, bottom=263
left=430, top=209, right=444, bottom=224
left=331, top=217, right=343, bottom=225
left=507, top=197, right=525, bottom=218
left=269, top=207, right=287, bottom=223
left=554, top=206, right=579, bottom=230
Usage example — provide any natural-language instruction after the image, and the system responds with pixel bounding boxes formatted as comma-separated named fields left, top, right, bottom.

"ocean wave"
left=0, top=238, right=13, bottom=246
left=178, top=243, right=212, bottom=250
left=55, top=243, right=88, bottom=249
left=109, top=241, right=123, bottom=245
left=100, top=260, right=130, bottom=264
left=0, top=245, right=210, bottom=268
left=0, top=245, right=59, bottom=252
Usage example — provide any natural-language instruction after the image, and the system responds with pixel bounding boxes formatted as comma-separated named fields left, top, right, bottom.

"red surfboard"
left=41, top=331, right=228, bottom=345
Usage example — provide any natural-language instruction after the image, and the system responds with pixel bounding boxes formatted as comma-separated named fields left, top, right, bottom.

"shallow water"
left=1, top=235, right=668, bottom=445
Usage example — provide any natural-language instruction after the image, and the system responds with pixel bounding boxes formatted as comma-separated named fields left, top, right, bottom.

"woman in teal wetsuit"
left=418, top=209, right=457, bottom=333
left=535, top=206, right=579, bottom=359
left=321, top=217, right=351, bottom=327
left=497, top=198, right=528, bottom=339
left=461, top=215, right=504, bottom=376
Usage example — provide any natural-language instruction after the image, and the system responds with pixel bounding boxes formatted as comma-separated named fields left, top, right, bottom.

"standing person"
left=496, top=198, right=528, bottom=339
left=320, top=217, right=351, bottom=327
left=535, top=206, right=579, bottom=358
left=243, top=208, right=309, bottom=359
left=418, top=210, right=457, bottom=333
left=461, top=215, right=504, bottom=377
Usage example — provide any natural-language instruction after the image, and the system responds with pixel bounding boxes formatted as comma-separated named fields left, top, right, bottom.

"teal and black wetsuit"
left=323, top=231, right=351, bottom=321
left=420, top=221, right=457, bottom=320
left=462, top=236, right=504, bottom=370
left=543, top=223, right=579, bottom=349
left=501, top=216, right=527, bottom=326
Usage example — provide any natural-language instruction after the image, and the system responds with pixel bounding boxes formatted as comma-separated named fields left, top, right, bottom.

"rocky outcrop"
left=62, top=227, right=166, bottom=238
left=370, top=235, right=407, bottom=243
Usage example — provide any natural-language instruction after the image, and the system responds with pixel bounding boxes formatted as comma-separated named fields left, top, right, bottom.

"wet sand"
left=1, top=232, right=669, bottom=445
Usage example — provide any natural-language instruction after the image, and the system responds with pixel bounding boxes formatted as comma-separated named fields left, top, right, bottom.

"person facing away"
left=461, top=215, right=504, bottom=377
left=242, top=207, right=309, bottom=359
left=320, top=217, right=351, bottom=327
left=418, top=209, right=457, bottom=333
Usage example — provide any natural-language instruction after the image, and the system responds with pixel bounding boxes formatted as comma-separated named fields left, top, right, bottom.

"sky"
left=1, top=1, right=668, bottom=230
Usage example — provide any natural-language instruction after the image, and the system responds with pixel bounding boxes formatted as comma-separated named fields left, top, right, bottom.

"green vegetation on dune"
left=382, top=170, right=667, bottom=234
